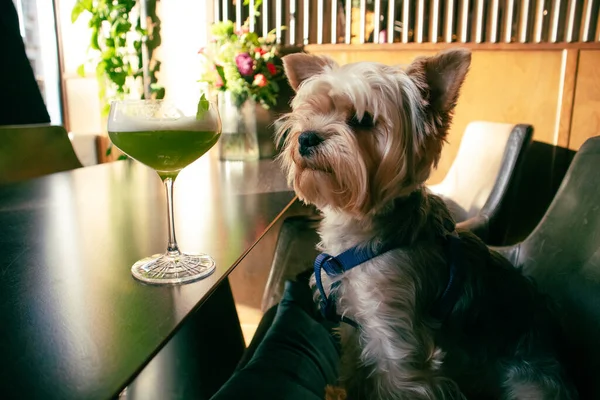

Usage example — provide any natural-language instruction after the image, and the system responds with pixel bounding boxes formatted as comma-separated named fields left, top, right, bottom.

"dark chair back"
left=0, top=124, right=82, bottom=184
left=495, top=136, right=600, bottom=398
left=431, top=121, right=533, bottom=245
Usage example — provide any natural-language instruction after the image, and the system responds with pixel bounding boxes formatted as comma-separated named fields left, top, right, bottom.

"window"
left=13, top=0, right=62, bottom=125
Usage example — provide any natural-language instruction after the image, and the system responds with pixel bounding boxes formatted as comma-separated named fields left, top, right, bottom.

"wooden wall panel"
left=446, top=51, right=563, bottom=183
left=307, top=49, right=564, bottom=183
left=555, top=50, right=580, bottom=149
left=569, top=50, right=600, bottom=150
left=310, top=49, right=437, bottom=66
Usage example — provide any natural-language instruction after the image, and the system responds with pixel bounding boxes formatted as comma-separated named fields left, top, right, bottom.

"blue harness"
left=313, top=233, right=464, bottom=328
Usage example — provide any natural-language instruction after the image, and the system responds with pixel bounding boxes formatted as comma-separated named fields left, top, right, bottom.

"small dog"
left=276, top=49, right=576, bottom=399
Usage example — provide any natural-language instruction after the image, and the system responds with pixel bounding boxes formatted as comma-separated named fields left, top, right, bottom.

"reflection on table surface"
left=0, top=153, right=294, bottom=399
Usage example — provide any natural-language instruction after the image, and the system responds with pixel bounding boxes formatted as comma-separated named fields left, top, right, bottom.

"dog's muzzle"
left=298, top=131, right=323, bottom=156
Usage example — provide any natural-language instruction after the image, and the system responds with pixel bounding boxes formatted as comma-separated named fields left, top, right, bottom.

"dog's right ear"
left=282, top=54, right=338, bottom=92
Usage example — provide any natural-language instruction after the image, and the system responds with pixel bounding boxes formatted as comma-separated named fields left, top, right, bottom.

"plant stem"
left=139, top=0, right=151, bottom=99
left=163, top=177, right=180, bottom=255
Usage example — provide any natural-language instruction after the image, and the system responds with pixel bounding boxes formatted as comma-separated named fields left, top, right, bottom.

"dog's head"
left=276, top=49, right=471, bottom=217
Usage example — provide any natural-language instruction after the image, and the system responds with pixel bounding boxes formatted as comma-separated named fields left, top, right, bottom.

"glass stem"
left=164, top=177, right=180, bottom=256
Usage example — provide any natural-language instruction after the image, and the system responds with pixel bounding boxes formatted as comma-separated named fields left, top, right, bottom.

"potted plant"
left=71, top=0, right=164, bottom=161
left=199, top=13, right=291, bottom=161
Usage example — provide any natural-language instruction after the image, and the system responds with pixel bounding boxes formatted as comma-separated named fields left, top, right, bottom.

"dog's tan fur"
left=276, top=50, right=576, bottom=399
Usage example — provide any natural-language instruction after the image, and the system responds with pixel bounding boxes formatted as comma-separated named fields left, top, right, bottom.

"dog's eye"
left=349, top=112, right=374, bottom=129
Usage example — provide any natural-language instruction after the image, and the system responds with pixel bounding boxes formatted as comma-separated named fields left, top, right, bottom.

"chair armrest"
left=261, top=215, right=321, bottom=312
left=457, top=214, right=490, bottom=243
left=488, top=244, right=521, bottom=266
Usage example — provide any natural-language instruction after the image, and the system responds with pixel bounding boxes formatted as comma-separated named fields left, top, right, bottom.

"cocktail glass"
left=107, top=99, right=221, bottom=285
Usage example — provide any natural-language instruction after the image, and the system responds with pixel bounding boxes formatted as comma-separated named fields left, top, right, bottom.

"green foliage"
left=72, top=0, right=165, bottom=117
left=196, top=93, right=210, bottom=120
left=199, top=3, right=286, bottom=109
left=105, top=145, right=128, bottom=160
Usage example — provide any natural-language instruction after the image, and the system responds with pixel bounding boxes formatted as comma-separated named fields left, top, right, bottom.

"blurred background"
left=13, top=0, right=600, bottom=181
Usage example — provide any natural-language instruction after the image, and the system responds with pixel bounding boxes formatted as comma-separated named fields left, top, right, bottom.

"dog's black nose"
left=298, top=131, right=323, bottom=156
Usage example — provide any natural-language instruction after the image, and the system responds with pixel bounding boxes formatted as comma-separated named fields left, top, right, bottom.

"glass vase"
left=217, top=91, right=260, bottom=161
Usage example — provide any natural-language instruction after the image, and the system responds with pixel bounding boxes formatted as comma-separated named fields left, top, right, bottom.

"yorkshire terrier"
left=276, top=49, right=576, bottom=399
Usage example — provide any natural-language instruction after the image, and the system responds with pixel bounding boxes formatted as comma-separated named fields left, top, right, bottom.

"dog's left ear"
left=283, top=53, right=338, bottom=92
left=407, top=49, right=471, bottom=126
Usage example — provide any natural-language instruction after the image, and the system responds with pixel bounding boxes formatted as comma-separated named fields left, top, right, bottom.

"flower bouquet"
left=199, top=17, right=288, bottom=160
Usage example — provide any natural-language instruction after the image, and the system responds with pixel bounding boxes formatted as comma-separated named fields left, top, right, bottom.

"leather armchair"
left=0, top=124, right=82, bottom=185
left=493, top=135, right=600, bottom=398
left=430, top=121, right=532, bottom=244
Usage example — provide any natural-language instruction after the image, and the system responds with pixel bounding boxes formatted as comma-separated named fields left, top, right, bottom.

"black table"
left=0, top=154, right=295, bottom=399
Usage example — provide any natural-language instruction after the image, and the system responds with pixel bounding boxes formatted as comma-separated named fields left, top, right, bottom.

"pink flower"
left=235, top=53, right=254, bottom=75
left=266, top=62, right=277, bottom=76
left=197, top=47, right=205, bottom=54
left=215, top=74, right=223, bottom=88
left=236, top=26, right=250, bottom=35
left=253, top=73, right=268, bottom=87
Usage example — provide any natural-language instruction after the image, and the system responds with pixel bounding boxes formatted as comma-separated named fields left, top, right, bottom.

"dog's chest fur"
left=311, top=189, right=572, bottom=400
left=313, top=190, right=461, bottom=399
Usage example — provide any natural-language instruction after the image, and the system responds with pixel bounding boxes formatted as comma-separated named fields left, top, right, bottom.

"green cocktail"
left=108, top=129, right=220, bottom=180
left=107, top=99, right=222, bottom=285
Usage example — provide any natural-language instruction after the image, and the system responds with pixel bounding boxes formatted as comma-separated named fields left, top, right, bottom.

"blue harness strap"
left=314, top=245, right=387, bottom=328
left=313, top=233, right=464, bottom=328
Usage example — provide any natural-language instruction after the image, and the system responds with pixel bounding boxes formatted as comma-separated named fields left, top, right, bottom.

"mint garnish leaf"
left=196, top=93, right=210, bottom=120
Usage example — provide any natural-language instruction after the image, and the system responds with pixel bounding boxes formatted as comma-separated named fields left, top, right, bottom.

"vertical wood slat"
left=275, top=0, right=282, bottom=43
left=474, top=0, right=485, bottom=43
left=518, top=0, right=530, bottom=43
left=214, top=0, right=220, bottom=24
left=533, top=0, right=545, bottom=43
left=401, top=0, right=410, bottom=43
left=237, top=0, right=243, bottom=30
left=262, top=0, right=269, bottom=36
left=373, top=0, right=381, bottom=43
left=289, top=0, right=296, bottom=45
left=303, top=0, right=309, bottom=44
left=597, top=5, right=600, bottom=41
left=430, top=0, right=440, bottom=43
left=387, top=0, right=395, bottom=43
left=549, top=0, right=562, bottom=42
left=415, top=0, right=425, bottom=43
left=221, top=0, right=228, bottom=22
left=488, top=0, right=500, bottom=42
left=444, top=0, right=454, bottom=43
left=249, top=0, right=256, bottom=31
left=345, top=0, right=351, bottom=43
left=216, top=0, right=600, bottom=45
left=331, top=0, right=338, bottom=44
left=232, top=0, right=600, bottom=45
left=564, top=0, right=577, bottom=42
left=504, top=0, right=515, bottom=43
left=359, top=0, right=367, bottom=43
left=554, top=50, right=579, bottom=148
left=579, top=0, right=595, bottom=42
left=458, top=0, right=469, bottom=43
left=317, top=0, right=324, bottom=44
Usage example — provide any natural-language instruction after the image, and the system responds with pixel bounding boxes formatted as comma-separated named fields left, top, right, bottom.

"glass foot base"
left=131, top=252, right=216, bottom=285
